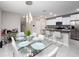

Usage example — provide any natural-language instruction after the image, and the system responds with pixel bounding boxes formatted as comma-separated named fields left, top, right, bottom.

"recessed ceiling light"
left=49, top=12, right=53, bottom=15
left=76, top=8, right=79, bottom=11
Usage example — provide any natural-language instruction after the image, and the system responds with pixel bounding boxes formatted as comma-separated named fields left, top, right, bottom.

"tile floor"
left=56, top=39, right=79, bottom=57
left=0, top=43, right=14, bottom=57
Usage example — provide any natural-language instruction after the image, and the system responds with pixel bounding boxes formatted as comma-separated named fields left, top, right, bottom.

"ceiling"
left=0, top=1, right=79, bottom=17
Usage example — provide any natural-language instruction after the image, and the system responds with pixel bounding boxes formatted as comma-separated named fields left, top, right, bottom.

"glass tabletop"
left=31, top=42, right=46, bottom=50
left=16, top=35, right=55, bottom=57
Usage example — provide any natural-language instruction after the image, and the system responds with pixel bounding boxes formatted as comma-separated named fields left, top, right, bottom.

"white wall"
left=0, top=9, right=1, bottom=40
left=1, top=11, right=21, bottom=32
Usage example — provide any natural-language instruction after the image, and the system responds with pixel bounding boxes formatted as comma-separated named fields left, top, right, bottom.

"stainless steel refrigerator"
left=70, top=20, right=79, bottom=41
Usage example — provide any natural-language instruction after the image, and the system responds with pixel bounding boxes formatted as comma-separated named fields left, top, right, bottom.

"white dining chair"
left=11, top=37, right=22, bottom=57
left=16, top=32, right=25, bottom=41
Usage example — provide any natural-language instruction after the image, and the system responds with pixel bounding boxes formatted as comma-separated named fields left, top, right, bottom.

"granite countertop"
left=45, top=28, right=70, bottom=33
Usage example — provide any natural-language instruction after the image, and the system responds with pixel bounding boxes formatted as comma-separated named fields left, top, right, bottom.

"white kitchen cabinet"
left=56, top=17, right=63, bottom=22
left=70, top=14, right=79, bottom=21
left=76, top=14, right=79, bottom=20
left=46, top=19, right=56, bottom=25
left=62, top=17, right=70, bottom=25
left=70, top=14, right=77, bottom=20
left=46, top=17, right=63, bottom=25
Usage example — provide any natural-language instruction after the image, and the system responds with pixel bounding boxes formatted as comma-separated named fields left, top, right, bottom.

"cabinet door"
left=56, top=17, right=62, bottom=22
left=51, top=19, right=56, bottom=25
left=70, top=14, right=77, bottom=20
left=76, top=14, right=79, bottom=20
left=63, top=17, right=70, bottom=25
left=46, top=19, right=56, bottom=25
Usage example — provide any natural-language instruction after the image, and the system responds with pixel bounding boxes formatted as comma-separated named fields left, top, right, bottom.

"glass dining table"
left=15, top=35, right=57, bottom=57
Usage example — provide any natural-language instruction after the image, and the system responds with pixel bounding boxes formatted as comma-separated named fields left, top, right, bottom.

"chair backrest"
left=11, top=37, right=21, bottom=57
left=11, top=37, right=17, bottom=50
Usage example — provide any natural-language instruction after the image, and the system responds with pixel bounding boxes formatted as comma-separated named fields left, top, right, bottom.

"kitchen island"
left=44, top=28, right=70, bottom=47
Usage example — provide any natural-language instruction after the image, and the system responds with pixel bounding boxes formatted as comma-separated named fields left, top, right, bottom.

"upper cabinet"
left=76, top=14, right=79, bottom=20
left=46, top=13, right=79, bottom=25
left=56, top=17, right=62, bottom=22
left=46, top=18, right=56, bottom=25
left=70, top=14, right=79, bottom=20
left=70, top=14, right=77, bottom=20
left=62, top=17, right=70, bottom=25
left=46, top=17, right=63, bottom=25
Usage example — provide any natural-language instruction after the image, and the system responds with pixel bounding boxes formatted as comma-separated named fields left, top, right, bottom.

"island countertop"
left=45, top=28, right=70, bottom=33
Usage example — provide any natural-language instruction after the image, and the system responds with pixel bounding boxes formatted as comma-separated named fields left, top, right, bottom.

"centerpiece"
left=24, top=1, right=33, bottom=41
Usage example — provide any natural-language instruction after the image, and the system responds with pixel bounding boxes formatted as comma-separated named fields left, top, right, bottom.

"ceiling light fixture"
left=76, top=8, right=79, bottom=11
left=53, top=14, right=57, bottom=16
left=25, top=1, right=33, bottom=23
left=25, top=1, right=32, bottom=5
left=49, top=12, right=53, bottom=15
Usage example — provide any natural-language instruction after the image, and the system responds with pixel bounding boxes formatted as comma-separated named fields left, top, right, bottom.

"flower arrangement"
left=24, top=30, right=31, bottom=36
